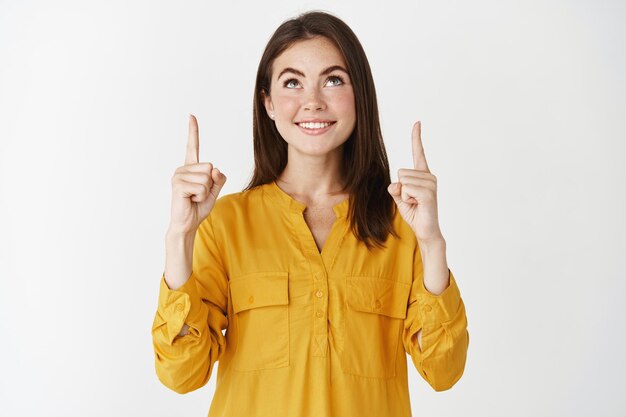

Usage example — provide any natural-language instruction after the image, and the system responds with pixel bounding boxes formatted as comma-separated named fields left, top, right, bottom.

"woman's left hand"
left=388, top=121, right=444, bottom=244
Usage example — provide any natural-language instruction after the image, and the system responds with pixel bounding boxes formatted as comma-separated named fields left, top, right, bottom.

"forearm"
left=415, top=236, right=449, bottom=351
left=418, top=237, right=449, bottom=295
left=164, top=230, right=196, bottom=290
left=164, top=230, right=196, bottom=337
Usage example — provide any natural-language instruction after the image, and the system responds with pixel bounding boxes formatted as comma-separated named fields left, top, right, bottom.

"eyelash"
left=283, top=75, right=345, bottom=88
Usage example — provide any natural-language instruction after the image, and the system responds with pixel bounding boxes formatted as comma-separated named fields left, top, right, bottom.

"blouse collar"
left=264, top=180, right=350, bottom=218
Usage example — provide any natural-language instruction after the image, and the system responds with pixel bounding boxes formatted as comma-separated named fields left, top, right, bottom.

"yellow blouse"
left=151, top=180, right=469, bottom=417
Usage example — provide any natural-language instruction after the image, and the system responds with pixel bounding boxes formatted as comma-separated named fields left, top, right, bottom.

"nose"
left=303, top=87, right=326, bottom=111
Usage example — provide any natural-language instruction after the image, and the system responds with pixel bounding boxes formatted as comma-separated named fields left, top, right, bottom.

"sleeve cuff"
left=156, top=272, right=206, bottom=345
left=415, top=268, right=462, bottom=329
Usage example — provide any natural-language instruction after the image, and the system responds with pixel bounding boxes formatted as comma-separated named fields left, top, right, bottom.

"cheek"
left=332, top=91, right=356, bottom=119
left=273, top=94, right=299, bottom=115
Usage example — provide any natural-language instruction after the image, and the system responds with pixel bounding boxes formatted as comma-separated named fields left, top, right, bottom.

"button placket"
left=314, top=287, right=326, bottom=319
left=313, top=277, right=327, bottom=320
left=312, top=271, right=329, bottom=356
left=289, top=205, right=348, bottom=358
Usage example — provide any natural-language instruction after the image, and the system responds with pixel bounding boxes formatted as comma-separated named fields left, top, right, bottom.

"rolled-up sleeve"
left=151, top=214, right=228, bottom=394
left=402, top=245, right=469, bottom=391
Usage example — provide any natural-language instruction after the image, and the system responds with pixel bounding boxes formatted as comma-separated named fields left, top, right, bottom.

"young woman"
left=152, top=10, right=469, bottom=417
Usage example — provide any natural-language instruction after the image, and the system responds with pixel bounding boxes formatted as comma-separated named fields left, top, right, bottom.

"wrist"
left=417, top=235, right=446, bottom=253
left=166, top=228, right=196, bottom=243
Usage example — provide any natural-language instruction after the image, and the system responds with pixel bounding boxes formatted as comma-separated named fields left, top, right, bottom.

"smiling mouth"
left=296, top=121, right=336, bottom=129
left=295, top=121, right=336, bottom=136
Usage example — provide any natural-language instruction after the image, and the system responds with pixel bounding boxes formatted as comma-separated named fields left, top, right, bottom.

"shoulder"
left=205, top=183, right=267, bottom=225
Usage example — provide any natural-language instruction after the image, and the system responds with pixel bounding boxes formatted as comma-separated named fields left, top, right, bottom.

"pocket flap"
left=230, top=272, right=289, bottom=314
left=347, top=277, right=411, bottom=319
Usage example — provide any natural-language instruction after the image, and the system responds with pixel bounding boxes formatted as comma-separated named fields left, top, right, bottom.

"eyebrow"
left=276, top=65, right=349, bottom=81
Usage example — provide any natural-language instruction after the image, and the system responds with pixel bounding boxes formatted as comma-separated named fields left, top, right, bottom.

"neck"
left=277, top=147, right=347, bottom=201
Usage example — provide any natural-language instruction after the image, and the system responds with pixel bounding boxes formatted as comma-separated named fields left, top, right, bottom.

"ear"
left=262, top=90, right=274, bottom=118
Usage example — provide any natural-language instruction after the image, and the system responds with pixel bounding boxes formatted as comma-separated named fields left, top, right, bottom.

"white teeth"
left=298, top=122, right=333, bottom=129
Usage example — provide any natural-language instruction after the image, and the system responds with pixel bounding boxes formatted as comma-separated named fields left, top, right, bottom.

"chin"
left=279, top=124, right=352, bottom=155
left=289, top=139, right=346, bottom=157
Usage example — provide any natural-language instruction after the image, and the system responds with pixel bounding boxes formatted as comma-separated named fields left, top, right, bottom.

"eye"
left=283, top=78, right=301, bottom=89
left=326, top=75, right=345, bottom=86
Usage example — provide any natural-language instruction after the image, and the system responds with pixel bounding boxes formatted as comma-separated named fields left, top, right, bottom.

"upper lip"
left=295, top=119, right=336, bottom=123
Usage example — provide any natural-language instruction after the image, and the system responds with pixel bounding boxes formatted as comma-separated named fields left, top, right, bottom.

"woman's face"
left=264, top=36, right=356, bottom=157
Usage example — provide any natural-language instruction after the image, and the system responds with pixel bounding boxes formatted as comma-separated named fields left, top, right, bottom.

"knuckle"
left=197, top=163, right=212, bottom=173
left=195, top=183, right=207, bottom=196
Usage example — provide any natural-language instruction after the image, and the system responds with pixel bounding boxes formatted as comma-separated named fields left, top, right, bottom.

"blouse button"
left=175, top=303, right=184, bottom=311
left=423, top=304, right=432, bottom=312
left=316, top=310, right=324, bottom=318
left=315, top=290, right=324, bottom=298
left=374, top=300, right=382, bottom=309
left=314, top=273, right=321, bottom=280
left=248, top=296, right=255, bottom=304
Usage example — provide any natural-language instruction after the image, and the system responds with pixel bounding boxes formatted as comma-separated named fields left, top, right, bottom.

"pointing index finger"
left=412, top=120, right=430, bottom=172
left=185, top=114, right=199, bottom=165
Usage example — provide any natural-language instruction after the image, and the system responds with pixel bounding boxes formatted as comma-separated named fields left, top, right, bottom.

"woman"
left=152, top=10, right=469, bottom=417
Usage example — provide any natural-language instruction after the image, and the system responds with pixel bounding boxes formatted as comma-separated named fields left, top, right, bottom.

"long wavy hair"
left=243, top=10, right=398, bottom=250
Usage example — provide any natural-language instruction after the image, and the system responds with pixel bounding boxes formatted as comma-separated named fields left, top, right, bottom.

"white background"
left=1, top=0, right=625, bottom=416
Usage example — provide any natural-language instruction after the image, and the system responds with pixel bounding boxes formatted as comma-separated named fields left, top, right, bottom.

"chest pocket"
left=341, top=276, right=411, bottom=379
left=229, top=271, right=290, bottom=371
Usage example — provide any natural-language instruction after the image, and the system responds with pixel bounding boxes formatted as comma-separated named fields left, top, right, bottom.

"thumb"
left=211, top=168, right=227, bottom=194
left=387, top=182, right=403, bottom=205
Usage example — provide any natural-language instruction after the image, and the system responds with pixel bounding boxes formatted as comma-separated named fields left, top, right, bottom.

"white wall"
left=1, top=0, right=624, bottom=415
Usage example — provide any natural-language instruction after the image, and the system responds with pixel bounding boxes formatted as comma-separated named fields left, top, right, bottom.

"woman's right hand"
left=168, top=114, right=227, bottom=235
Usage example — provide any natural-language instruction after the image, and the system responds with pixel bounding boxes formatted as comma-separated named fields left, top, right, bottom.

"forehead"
left=272, top=36, right=346, bottom=74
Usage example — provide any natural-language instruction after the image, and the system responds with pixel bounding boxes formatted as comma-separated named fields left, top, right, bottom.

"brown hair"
left=243, top=10, right=398, bottom=250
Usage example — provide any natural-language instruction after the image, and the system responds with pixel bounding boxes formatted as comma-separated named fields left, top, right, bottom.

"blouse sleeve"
left=151, top=214, right=229, bottom=394
left=402, top=244, right=470, bottom=391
